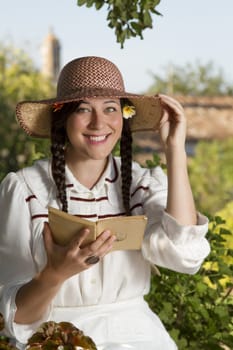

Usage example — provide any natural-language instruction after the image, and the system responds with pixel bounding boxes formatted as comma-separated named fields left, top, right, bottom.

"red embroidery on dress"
left=131, top=186, right=149, bottom=198
left=98, top=212, right=126, bottom=219
left=130, top=203, right=143, bottom=211
left=66, top=184, right=74, bottom=188
left=31, top=214, right=48, bottom=220
left=25, top=195, right=37, bottom=202
left=105, top=157, right=118, bottom=183
left=74, top=214, right=98, bottom=219
left=70, top=196, right=108, bottom=202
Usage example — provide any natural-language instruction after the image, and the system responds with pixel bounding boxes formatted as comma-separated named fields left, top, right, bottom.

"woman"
left=0, top=56, right=210, bottom=349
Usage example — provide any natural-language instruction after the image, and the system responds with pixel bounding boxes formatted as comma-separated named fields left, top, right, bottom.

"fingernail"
left=111, top=235, right=116, bottom=241
left=102, top=230, right=111, bottom=239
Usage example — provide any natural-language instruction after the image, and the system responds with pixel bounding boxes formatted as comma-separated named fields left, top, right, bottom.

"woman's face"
left=65, top=98, right=123, bottom=162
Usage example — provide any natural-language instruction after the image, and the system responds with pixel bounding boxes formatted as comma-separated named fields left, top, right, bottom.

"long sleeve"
left=0, top=158, right=211, bottom=348
left=132, top=165, right=210, bottom=274
left=0, top=173, right=50, bottom=343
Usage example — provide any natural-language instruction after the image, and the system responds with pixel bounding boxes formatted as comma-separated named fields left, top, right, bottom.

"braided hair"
left=50, top=99, right=133, bottom=215
left=50, top=103, right=79, bottom=212
left=120, top=99, right=133, bottom=216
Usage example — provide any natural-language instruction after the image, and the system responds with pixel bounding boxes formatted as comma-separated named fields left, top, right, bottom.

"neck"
left=65, top=151, right=109, bottom=189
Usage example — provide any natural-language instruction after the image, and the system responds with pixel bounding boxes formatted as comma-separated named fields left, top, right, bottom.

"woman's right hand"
left=43, top=222, right=116, bottom=284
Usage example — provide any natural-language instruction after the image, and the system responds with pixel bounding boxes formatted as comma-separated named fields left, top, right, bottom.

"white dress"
left=0, top=156, right=210, bottom=349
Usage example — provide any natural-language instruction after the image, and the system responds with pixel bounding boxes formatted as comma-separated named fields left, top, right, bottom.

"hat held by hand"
left=16, top=56, right=162, bottom=138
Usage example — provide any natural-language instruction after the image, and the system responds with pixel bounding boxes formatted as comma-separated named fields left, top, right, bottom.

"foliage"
left=217, top=201, right=233, bottom=234
left=216, top=201, right=233, bottom=265
left=77, top=0, right=162, bottom=48
left=0, top=41, right=232, bottom=349
left=0, top=44, right=53, bottom=180
left=188, top=138, right=233, bottom=214
left=146, top=215, right=233, bottom=350
left=146, top=61, right=233, bottom=96
left=145, top=151, right=166, bottom=170
left=0, top=335, right=18, bottom=350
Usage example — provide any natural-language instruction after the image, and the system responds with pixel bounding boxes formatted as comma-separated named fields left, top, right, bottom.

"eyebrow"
left=103, top=100, right=119, bottom=104
left=79, top=99, right=119, bottom=105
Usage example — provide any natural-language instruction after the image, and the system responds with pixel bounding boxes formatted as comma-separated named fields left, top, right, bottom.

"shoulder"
left=0, top=171, right=25, bottom=195
left=112, top=156, right=167, bottom=199
left=17, top=158, right=55, bottom=205
left=17, top=158, right=52, bottom=187
left=0, top=171, right=30, bottom=209
left=0, top=159, right=54, bottom=207
left=131, top=160, right=167, bottom=188
left=113, top=156, right=167, bottom=187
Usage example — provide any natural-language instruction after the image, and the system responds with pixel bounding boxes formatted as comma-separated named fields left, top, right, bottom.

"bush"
left=146, top=215, right=233, bottom=349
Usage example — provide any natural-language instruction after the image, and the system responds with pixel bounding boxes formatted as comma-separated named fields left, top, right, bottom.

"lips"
left=89, top=135, right=107, bottom=142
left=85, top=134, right=111, bottom=143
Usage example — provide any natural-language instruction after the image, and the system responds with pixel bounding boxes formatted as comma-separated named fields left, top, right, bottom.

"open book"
left=48, top=207, right=148, bottom=251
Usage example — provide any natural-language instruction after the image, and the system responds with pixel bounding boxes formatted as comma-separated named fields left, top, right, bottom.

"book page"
left=49, top=207, right=96, bottom=246
left=48, top=207, right=148, bottom=250
left=97, top=215, right=148, bottom=251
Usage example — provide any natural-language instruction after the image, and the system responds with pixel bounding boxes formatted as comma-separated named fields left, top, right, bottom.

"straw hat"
left=16, top=56, right=162, bottom=138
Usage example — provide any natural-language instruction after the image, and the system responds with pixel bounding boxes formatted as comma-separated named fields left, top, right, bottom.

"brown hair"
left=50, top=99, right=133, bottom=214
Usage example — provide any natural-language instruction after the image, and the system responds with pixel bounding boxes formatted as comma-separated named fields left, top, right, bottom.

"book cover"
left=48, top=207, right=148, bottom=251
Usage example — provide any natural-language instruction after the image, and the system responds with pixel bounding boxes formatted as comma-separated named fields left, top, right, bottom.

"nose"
left=88, top=110, right=105, bottom=130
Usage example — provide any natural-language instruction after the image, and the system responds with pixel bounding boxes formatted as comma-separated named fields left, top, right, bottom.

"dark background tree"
left=188, top=139, right=233, bottom=214
left=0, top=44, right=54, bottom=180
left=146, top=61, right=233, bottom=96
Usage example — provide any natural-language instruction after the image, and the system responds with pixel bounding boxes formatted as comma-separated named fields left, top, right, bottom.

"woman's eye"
left=106, top=106, right=117, bottom=112
left=76, top=107, right=90, bottom=113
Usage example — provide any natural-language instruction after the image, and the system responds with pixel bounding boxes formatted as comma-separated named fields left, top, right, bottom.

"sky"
left=0, top=0, right=233, bottom=93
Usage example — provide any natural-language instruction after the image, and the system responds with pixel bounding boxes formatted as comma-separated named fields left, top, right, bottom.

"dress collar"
left=65, top=155, right=119, bottom=194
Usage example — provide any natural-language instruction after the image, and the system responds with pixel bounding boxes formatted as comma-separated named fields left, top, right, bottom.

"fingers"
left=43, top=222, right=116, bottom=274
left=90, top=230, right=116, bottom=258
left=43, top=222, right=54, bottom=253
left=68, top=228, right=91, bottom=249
left=80, top=230, right=116, bottom=261
left=159, top=94, right=183, bottom=110
left=158, top=94, right=185, bottom=122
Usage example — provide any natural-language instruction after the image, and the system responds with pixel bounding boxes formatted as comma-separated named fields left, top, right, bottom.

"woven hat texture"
left=16, top=56, right=162, bottom=137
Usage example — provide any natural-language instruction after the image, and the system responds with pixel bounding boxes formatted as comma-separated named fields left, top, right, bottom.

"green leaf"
left=95, top=1, right=104, bottom=10
left=86, top=0, right=95, bottom=8
left=143, top=10, right=152, bottom=27
left=77, top=0, right=87, bottom=6
left=131, top=21, right=142, bottom=33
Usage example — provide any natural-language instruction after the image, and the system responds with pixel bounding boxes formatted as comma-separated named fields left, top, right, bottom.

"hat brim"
left=16, top=90, right=162, bottom=138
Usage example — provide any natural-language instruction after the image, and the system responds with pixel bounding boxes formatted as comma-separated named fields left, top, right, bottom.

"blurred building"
left=41, top=29, right=61, bottom=82
left=133, top=95, right=233, bottom=163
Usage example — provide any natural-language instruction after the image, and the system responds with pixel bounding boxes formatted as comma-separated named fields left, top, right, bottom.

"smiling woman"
left=65, top=98, right=123, bottom=168
left=0, top=56, right=210, bottom=350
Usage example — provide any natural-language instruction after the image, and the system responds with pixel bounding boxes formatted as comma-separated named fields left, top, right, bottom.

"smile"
left=85, top=134, right=110, bottom=143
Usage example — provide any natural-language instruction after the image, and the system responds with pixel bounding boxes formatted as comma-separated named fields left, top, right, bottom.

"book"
left=48, top=206, right=148, bottom=251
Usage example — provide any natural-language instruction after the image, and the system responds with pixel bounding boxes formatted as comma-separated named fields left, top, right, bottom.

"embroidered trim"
left=105, top=157, right=118, bottom=183
left=25, top=195, right=37, bottom=202
left=31, top=214, right=48, bottom=220
left=70, top=196, right=108, bottom=202
left=98, top=212, right=126, bottom=219
left=131, top=186, right=149, bottom=198
left=130, top=203, right=143, bottom=211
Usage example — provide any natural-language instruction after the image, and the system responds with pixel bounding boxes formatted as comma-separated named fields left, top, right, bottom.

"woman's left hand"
left=158, top=94, right=187, bottom=152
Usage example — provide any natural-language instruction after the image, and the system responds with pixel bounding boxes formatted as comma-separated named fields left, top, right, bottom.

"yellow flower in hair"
left=122, top=105, right=136, bottom=119
left=53, top=103, right=64, bottom=112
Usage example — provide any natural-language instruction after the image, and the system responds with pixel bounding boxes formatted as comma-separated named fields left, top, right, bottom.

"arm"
left=0, top=172, right=115, bottom=337
left=15, top=224, right=115, bottom=324
left=139, top=166, right=210, bottom=274
left=158, top=94, right=196, bottom=225
left=137, top=95, right=210, bottom=273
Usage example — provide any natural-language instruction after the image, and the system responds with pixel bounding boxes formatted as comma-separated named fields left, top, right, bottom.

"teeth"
left=89, top=135, right=107, bottom=141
